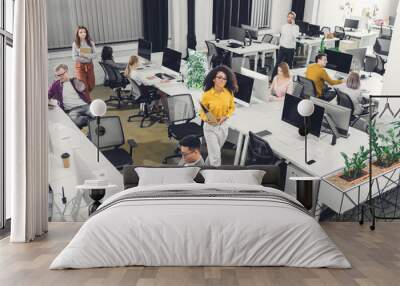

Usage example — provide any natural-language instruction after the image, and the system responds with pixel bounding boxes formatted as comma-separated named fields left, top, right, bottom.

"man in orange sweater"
left=305, top=53, right=343, bottom=101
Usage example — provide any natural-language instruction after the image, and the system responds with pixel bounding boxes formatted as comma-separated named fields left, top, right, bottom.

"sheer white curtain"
left=169, top=0, right=188, bottom=58
left=8, top=0, right=48, bottom=242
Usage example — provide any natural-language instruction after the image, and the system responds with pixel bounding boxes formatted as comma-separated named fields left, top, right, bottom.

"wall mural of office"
left=46, top=0, right=398, bottom=225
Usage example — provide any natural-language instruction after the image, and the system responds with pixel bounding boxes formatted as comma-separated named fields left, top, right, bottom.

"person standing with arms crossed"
left=72, top=26, right=97, bottom=97
left=271, top=11, right=299, bottom=80
left=200, top=65, right=237, bottom=166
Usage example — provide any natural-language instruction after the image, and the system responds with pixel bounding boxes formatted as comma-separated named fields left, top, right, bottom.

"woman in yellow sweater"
left=200, top=65, right=238, bottom=166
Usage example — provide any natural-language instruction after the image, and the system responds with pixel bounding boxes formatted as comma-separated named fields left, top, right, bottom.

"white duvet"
left=50, top=183, right=351, bottom=269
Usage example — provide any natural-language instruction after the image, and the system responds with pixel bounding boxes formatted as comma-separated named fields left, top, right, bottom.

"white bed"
left=50, top=183, right=351, bottom=269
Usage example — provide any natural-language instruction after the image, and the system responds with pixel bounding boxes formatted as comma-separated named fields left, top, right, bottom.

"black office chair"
left=297, top=76, right=317, bottom=98
left=373, top=37, right=391, bottom=57
left=334, top=26, right=346, bottom=40
left=88, top=116, right=137, bottom=170
left=205, top=40, right=229, bottom=68
left=364, top=56, right=377, bottom=76
left=99, top=62, right=132, bottom=109
left=162, top=94, right=204, bottom=164
left=127, top=78, right=163, bottom=128
left=320, top=26, right=331, bottom=34
left=245, top=132, right=287, bottom=190
left=375, top=54, right=386, bottom=75
left=290, top=81, right=305, bottom=98
left=335, top=88, right=377, bottom=128
left=379, top=25, right=392, bottom=40
left=261, top=34, right=274, bottom=43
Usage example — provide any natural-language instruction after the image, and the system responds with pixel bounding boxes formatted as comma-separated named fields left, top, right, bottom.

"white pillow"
left=200, top=169, right=266, bottom=185
left=136, top=167, right=200, bottom=186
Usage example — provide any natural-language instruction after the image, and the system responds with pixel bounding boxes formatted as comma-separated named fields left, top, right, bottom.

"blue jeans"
left=67, top=105, right=94, bottom=128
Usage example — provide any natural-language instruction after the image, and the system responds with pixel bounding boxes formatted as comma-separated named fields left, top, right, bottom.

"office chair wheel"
left=359, top=220, right=364, bottom=225
left=370, top=225, right=375, bottom=231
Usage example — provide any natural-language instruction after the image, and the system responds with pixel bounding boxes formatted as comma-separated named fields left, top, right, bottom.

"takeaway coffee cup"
left=61, top=153, right=70, bottom=168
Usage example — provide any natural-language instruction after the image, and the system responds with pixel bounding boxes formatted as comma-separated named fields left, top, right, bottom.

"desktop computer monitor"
left=307, top=24, right=320, bottom=37
left=296, top=20, right=309, bottom=35
left=162, top=48, right=182, bottom=73
left=281, top=94, right=325, bottom=137
left=310, top=96, right=351, bottom=137
left=234, top=72, right=254, bottom=107
left=344, top=19, right=359, bottom=30
left=240, top=67, right=269, bottom=102
left=389, top=16, right=396, bottom=26
left=374, top=37, right=391, bottom=56
left=344, top=48, right=367, bottom=71
left=138, top=39, right=152, bottom=62
left=325, top=49, right=353, bottom=74
left=229, top=26, right=246, bottom=42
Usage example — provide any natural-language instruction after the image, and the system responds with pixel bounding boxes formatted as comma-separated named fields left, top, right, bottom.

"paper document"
left=79, top=47, right=92, bottom=55
left=200, top=102, right=218, bottom=124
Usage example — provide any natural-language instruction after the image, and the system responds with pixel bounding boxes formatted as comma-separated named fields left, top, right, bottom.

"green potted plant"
left=340, top=146, right=369, bottom=181
left=369, top=121, right=400, bottom=168
left=185, top=50, right=208, bottom=89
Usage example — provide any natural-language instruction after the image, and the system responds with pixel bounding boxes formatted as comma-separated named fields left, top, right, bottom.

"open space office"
left=2, top=0, right=400, bottom=285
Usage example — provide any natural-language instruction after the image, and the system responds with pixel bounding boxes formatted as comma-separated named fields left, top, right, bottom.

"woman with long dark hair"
left=200, top=65, right=237, bottom=166
left=101, top=46, right=126, bottom=70
left=72, top=26, right=97, bottom=95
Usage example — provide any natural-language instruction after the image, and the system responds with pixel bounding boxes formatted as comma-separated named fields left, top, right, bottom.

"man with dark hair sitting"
left=48, top=63, right=94, bottom=128
left=178, top=135, right=205, bottom=167
left=305, top=53, right=343, bottom=101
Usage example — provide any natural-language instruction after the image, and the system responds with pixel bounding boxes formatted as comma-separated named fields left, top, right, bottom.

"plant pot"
left=373, top=159, right=399, bottom=169
left=326, top=168, right=370, bottom=191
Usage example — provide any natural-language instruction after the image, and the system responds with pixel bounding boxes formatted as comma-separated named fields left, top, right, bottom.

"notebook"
left=199, top=102, right=218, bottom=124
left=79, top=47, right=92, bottom=55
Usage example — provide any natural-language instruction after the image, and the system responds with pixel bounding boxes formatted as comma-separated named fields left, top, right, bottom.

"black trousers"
left=271, top=47, right=295, bottom=80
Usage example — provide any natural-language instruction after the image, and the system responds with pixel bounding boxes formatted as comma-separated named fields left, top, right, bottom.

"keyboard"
left=155, top=73, right=175, bottom=80
left=227, top=43, right=242, bottom=48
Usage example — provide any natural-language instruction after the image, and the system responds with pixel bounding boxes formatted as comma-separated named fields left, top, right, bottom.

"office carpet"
left=91, top=86, right=235, bottom=166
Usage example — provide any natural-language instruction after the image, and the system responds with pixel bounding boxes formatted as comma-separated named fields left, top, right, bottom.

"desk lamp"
left=89, top=99, right=107, bottom=162
left=297, top=99, right=316, bottom=165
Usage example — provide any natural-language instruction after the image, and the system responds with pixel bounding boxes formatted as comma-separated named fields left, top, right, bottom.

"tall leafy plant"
left=185, top=50, right=208, bottom=89
left=341, top=146, right=369, bottom=180
left=369, top=121, right=400, bottom=168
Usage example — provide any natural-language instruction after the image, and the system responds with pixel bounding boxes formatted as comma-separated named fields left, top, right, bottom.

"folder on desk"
left=199, top=102, right=218, bottom=124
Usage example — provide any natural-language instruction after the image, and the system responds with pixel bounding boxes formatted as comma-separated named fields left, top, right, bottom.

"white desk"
left=133, top=65, right=387, bottom=217
left=211, top=39, right=278, bottom=71
left=296, top=36, right=337, bottom=65
left=48, top=107, right=123, bottom=221
left=345, top=30, right=378, bottom=48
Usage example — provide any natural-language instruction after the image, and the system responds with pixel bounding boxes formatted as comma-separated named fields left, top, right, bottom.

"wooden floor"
left=1, top=222, right=400, bottom=286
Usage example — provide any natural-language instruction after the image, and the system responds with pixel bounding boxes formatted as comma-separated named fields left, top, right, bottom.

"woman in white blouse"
left=270, top=62, right=293, bottom=98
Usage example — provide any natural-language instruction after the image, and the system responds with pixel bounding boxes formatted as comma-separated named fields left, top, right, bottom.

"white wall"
left=195, top=0, right=214, bottom=51
left=304, top=0, right=316, bottom=23
left=382, top=4, right=400, bottom=94
left=312, top=0, right=399, bottom=29
left=268, top=0, right=293, bottom=32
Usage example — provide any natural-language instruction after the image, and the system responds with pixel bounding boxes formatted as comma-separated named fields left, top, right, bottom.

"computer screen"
left=307, top=24, right=320, bottom=37
left=296, top=20, right=309, bottom=35
left=325, top=49, right=353, bottom=74
left=240, top=67, right=269, bottom=102
left=344, top=19, right=359, bottom=30
left=234, top=72, right=255, bottom=107
left=162, top=48, right=182, bottom=73
left=310, top=96, right=351, bottom=136
left=389, top=16, right=396, bottom=26
left=281, top=94, right=325, bottom=137
left=229, top=26, right=246, bottom=42
left=138, top=39, right=152, bottom=62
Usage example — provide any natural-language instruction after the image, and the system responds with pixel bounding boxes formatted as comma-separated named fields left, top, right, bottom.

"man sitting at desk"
left=305, top=53, right=343, bottom=101
left=48, top=64, right=94, bottom=128
left=178, top=135, right=205, bottom=167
